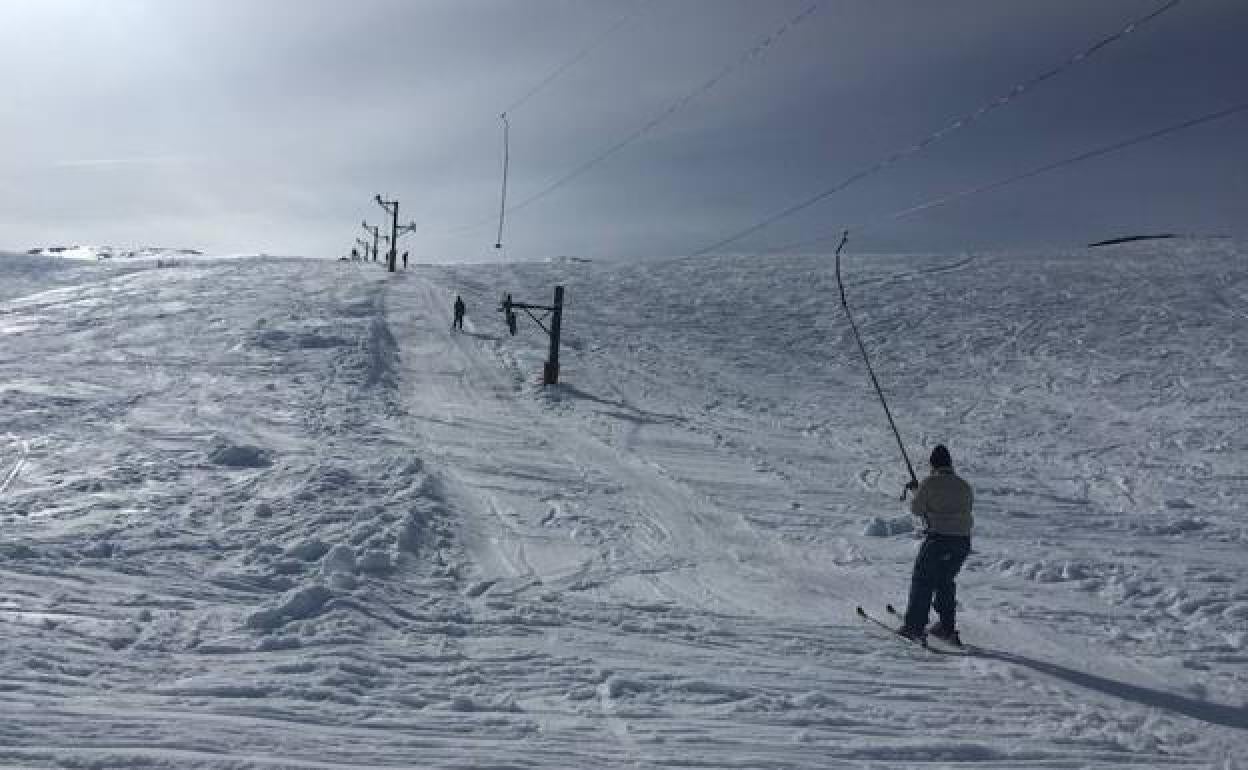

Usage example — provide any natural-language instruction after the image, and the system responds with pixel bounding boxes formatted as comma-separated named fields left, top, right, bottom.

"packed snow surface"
left=0, top=242, right=1245, bottom=767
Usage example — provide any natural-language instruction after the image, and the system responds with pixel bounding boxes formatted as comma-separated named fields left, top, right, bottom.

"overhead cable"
left=691, top=0, right=1183, bottom=257
left=499, top=1, right=822, bottom=221
left=874, top=98, right=1248, bottom=230
left=762, top=98, right=1248, bottom=256
left=501, top=1, right=648, bottom=117
left=432, top=3, right=647, bottom=240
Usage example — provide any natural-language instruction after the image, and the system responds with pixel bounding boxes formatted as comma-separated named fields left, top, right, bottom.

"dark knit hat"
left=930, top=444, right=952, bottom=468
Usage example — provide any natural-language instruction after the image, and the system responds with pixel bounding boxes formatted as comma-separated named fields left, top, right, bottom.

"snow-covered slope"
left=0, top=243, right=1244, bottom=767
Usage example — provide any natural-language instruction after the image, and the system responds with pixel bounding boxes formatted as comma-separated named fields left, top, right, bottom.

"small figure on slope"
left=452, top=295, right=466, bottom=330
left=898, top=444, right=974, bottom=645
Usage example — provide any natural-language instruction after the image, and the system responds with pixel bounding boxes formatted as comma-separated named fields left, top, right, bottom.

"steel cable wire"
left=760, top=98, right=1248, bottom=257
left=692, top=0, right=1183, bottom=257
left=439, top=1, right=822, bottom=239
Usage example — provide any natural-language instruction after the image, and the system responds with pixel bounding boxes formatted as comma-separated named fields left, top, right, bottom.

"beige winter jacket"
left=910, top=466, right=974, bottom=536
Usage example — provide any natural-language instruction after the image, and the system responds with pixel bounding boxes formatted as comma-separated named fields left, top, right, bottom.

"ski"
left=855, top=605, right=934, bottom=651
left=856, top=605, right=971, bottom=655
left=883, top=604, right=971, bottom=654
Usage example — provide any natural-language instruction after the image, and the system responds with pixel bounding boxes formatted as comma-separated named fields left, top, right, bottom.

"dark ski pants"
left=903, top=533, right=971, bottom=632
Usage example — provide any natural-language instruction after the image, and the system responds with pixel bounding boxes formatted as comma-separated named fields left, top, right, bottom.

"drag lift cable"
left=691, top=0, right=1183, bottom=257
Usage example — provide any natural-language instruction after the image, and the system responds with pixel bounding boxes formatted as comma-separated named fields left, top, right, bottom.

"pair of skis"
left=856, top=605, right=970, bottom=654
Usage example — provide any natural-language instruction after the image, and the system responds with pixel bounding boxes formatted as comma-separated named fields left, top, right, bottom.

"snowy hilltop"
left=22, top=245, right=205, bottom=261
left=0, top=240, right=1245, bottom=767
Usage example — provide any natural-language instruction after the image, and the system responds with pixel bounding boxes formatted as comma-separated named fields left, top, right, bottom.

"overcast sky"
left=2, top=0, right=1245, bottom=261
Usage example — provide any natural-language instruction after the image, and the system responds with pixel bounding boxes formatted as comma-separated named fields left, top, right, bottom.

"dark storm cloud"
left=2, top=0, right=1245, bottom=259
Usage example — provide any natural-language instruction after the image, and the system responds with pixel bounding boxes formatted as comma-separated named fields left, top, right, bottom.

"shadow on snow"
left=975, top=648, right=1248, bottom=731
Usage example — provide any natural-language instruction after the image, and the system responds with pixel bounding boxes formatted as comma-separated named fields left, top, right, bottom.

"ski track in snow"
left=0, top=245, right=1245, bottom=768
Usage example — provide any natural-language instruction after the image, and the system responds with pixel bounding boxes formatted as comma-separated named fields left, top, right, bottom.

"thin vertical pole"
left=496, top=113, right=510, bottom=250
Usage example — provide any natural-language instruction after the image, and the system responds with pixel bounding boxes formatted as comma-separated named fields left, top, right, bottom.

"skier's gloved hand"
left=905, top=480, right=919, bottom=491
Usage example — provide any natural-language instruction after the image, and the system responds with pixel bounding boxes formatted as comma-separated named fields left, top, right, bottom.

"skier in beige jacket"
left=898, top=444, right=974, bottom=644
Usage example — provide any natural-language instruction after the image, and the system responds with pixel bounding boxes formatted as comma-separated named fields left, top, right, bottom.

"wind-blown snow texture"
left=1, top=243, right=1245, bottom=768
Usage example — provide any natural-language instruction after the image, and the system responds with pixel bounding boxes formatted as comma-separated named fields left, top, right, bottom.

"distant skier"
left=897, top=444, right=974, bottom=645
left=402, top=250, right=408, bottom=269
left=452, top=295, right=465, bottom=330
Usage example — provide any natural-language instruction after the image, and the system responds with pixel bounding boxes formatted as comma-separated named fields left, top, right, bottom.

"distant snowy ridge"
left=22, top=244, right=204, bottom=260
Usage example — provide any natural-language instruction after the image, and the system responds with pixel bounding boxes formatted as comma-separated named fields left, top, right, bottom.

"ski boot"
left=896, top=625, right=926, bottom=643
left=927, top=621, right=962, bottom=647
